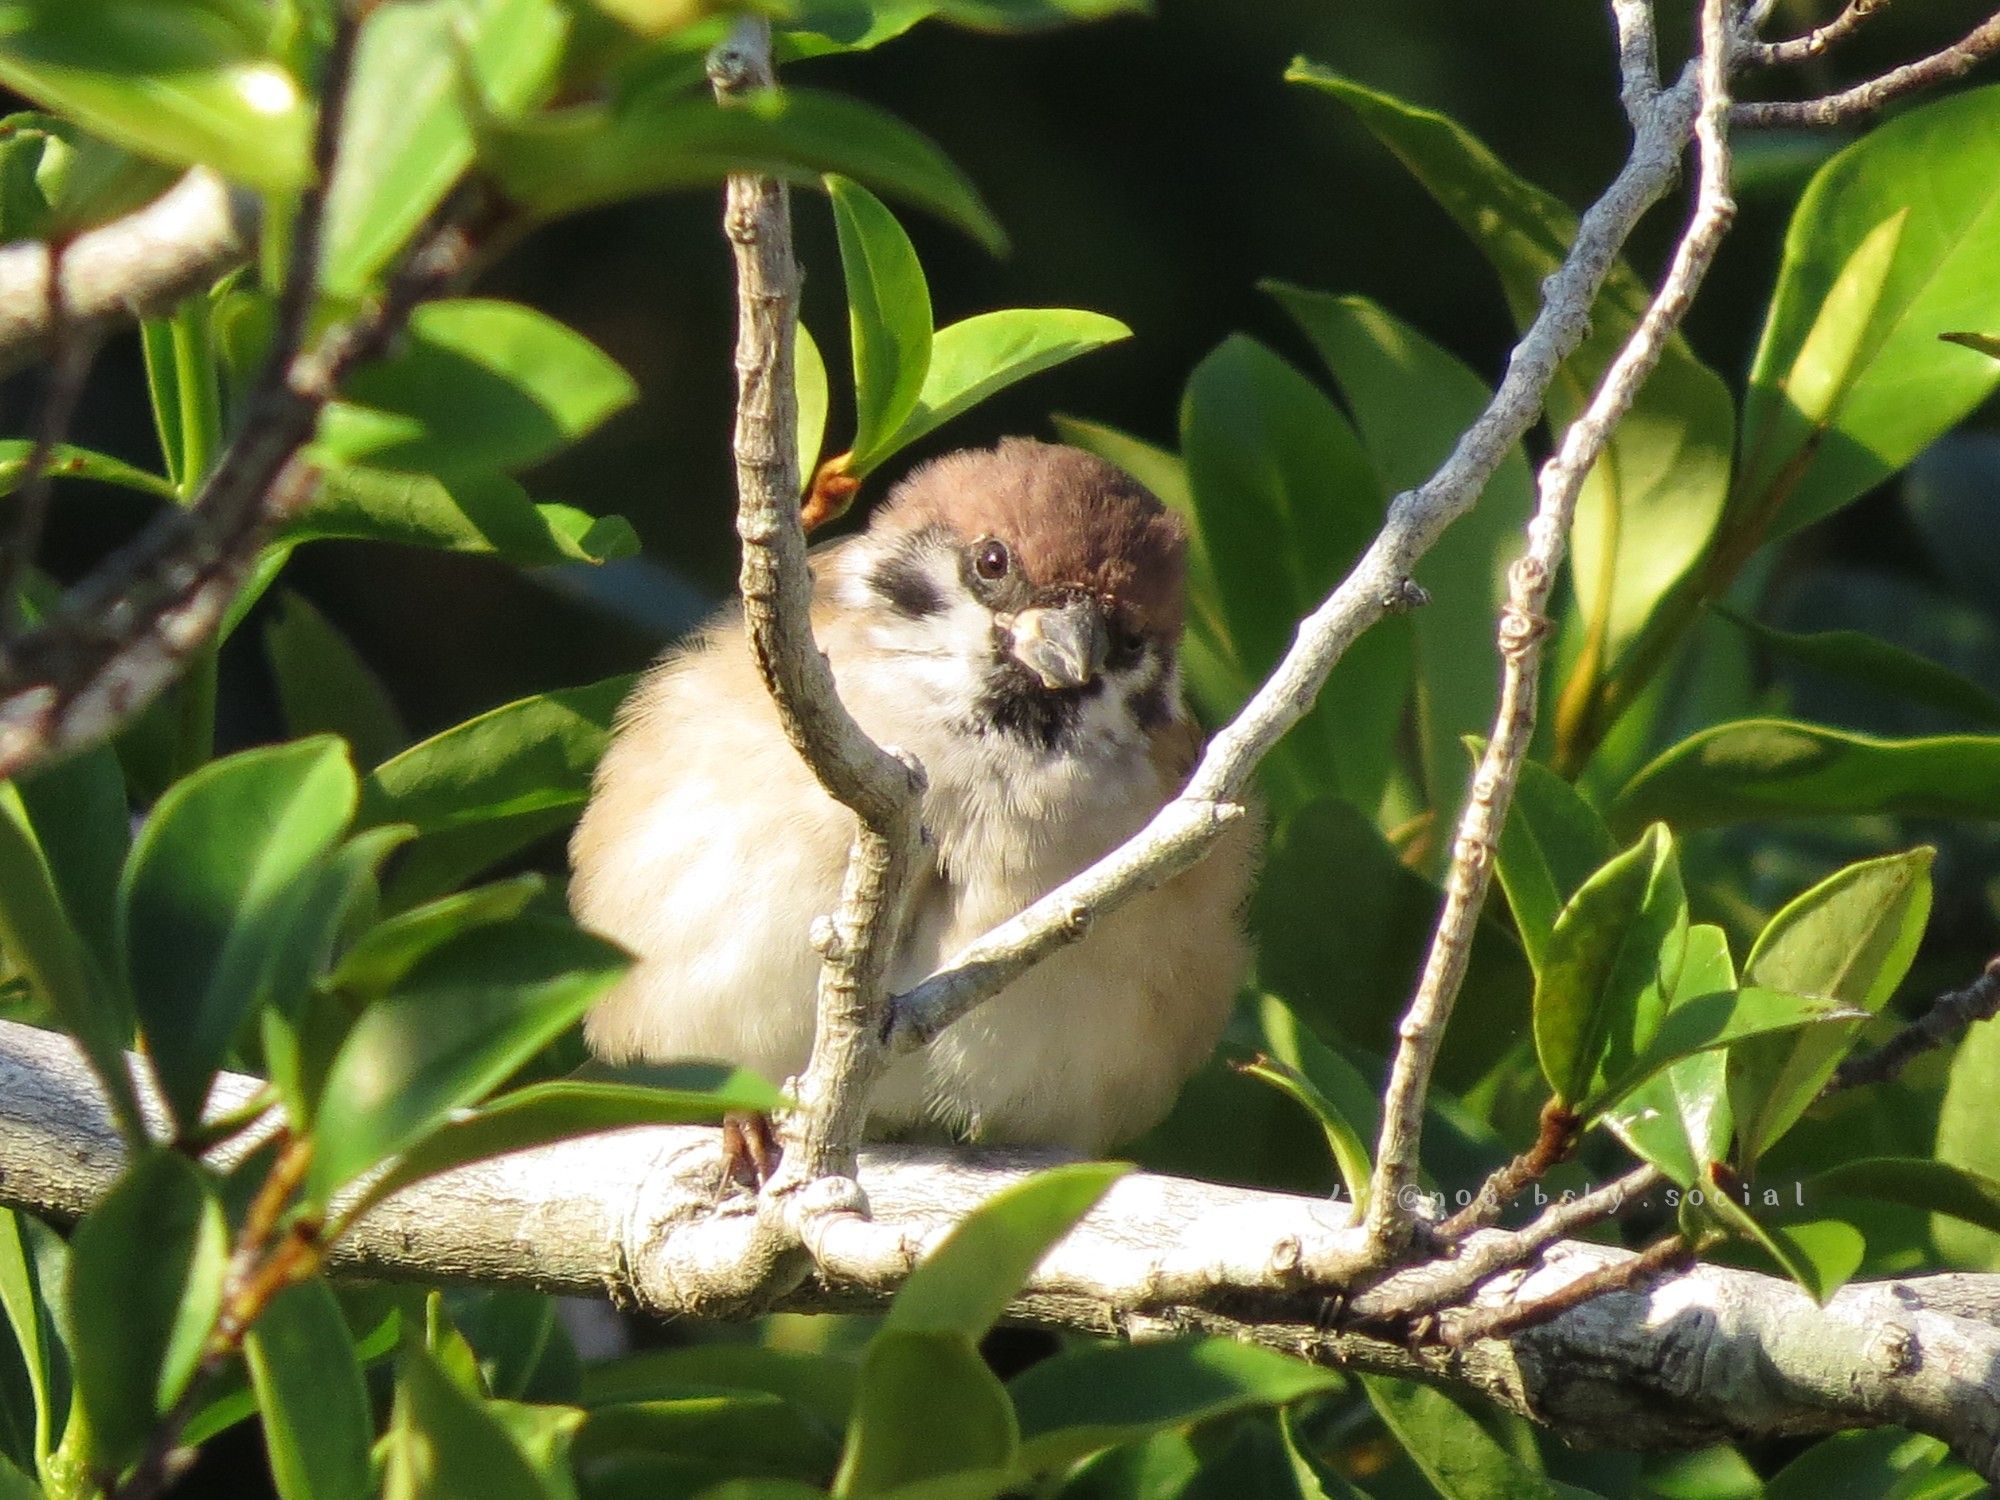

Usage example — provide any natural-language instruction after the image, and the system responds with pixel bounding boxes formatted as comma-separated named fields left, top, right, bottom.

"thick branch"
left=0, top=170, right=256, bottom=379
left=708, top=18, right=926, bottom=1186
left=1, top=1021, right=1997, bottom=1476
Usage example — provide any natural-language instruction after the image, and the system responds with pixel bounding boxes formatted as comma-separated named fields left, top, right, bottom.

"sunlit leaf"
left=829, top=175, right=931, bottom=470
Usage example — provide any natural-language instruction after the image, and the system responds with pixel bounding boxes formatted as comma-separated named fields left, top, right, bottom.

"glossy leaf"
left=352, top=1073, right=782, bottom=1215
left=1360, top=1374, right=1593, bottom=1500
left=323, top=0, right=567, bottom=295
left=1812, top=1157, right=2000, bottom=1237
left=1291, top=65, right=1732, bottom=691
left=1614, top=721, right=2000, bottom=833
left=1247, top=993, right=1378, bottom=1204
left=583, top=1345, right=857, bottom=1431
left=883, top=308, right=1130, bottom=461
left=307, top=916, right=629, bottom=1197
left=830, top=175, right=932, bottom=469
left=1594, top=987, right=1860, bottom=1122
left=1698, top=1189, right=1864, bottom=1303
left=1533, top=824, right=1687, bottom=1112
left=319, top=299, right=638, bottom=479
left=1603, top=924, right=1735, bottom=1187
left=359, top=676, right=632, bottom=905
left=0, top=783, right=137, bottom=1134
left=888, top=1162, right=1127, bottom=1339
left=1934, top=1011, right=2000, bottom=1268
left=328, top=876, right=550, bottom=998
left=1739, top=85, right=2000, bottom=543
left=14, top=741, right=129, bottom=968
left=797, top=318, right=830, bottom=479
left=0, top=0, right=310, bottom=190
left=1488, top=752, right=1615, bottom=976
left=295, top=467, right=640, bottom=567
left=1011, top=1338, right=1339, bottom=1471
left=482, top=86, right=1004, bottom=251
left=834, top=1331, right=1015, bottom=1499
left=265, top=594, right=409, bottom=769
left=0, top=441, right=173, bottom=504
left=1764, top=1429, right=1952, bottom=1500
left=67, top=1152, right=228, bottom=1471
left=1712, top=605, right=2000, bottom=729
left=0, top=1210, right=68, bottom=1473
left=244, top=1278, right=373, bottom=1500
left=1728, top=849, right=1933, bottom=1169
left=382, top=1344, right=577, bottom=1500
left=120, top=738, right=358, bottom=1133
left=1181, top=334, right=1409, bottom=814
left=1269, top=285, right=1531, bottom=815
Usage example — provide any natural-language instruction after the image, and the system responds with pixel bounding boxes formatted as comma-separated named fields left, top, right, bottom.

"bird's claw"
left=719, top=1110, right=784, bottom=1194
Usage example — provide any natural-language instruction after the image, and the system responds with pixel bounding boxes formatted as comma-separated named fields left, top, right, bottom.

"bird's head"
left=839, top=438, right=1189, bottom=756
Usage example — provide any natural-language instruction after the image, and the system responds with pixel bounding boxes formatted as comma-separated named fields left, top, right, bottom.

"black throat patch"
left=968, top=658, right=1102, bottom=752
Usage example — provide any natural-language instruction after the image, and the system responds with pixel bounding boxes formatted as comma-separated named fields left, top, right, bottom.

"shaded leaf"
left=265, top=593, right=409, bottom=768
left=1712, top=605, right=2000, bottom=730
left=834, top=1332, right=1014, bottom=1499
left=1812, top=1157, right=2000, bottom=1237
left=382, top=1343, right=578, bottom=1500
left=1246, top=993, right=1378, bottom=1203
left=0, top=441, right=173, bottom=503
left=1360, top=1374, right=1593, bottom=1500
left=245, top=1278, right=372, bottom=1500
left=829, top=174, right=932, bottom=470
left=1488, top=752, right=1615, bottom=976
left=1934, top=1010, right=2000, bottom=1268
left=295, top=468, right=640, bottom=567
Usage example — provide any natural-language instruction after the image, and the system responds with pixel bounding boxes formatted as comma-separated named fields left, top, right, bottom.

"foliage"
left=0, top=1, right=1997, bottom=1497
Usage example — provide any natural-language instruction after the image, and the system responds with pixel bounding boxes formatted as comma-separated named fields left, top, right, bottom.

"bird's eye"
left=1108, top=624, right=1146, bottom=668
left=972, top=539, right=1012, bottom=580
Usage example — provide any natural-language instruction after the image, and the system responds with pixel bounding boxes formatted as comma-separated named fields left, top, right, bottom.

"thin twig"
left=1824, top=956, right=2000, bottom=1097
left=1433, top=1099, right=1581, bottom=1244
left=706, top=17, right=926, bottom=1188
left=1364, top=0, right=1738, bottom=1262
left=1439, top=1232, right=1695, bottom=1346
left=886, top=49, right=1707, bottom=1067
left=1734, top=9, right=2000, bottom=125
left=0, top=248, right=97, bottom=638
left=1741, top=0, right=1895, bottom=66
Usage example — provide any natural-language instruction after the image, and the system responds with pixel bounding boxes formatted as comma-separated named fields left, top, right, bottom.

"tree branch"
left=1824, top=955, right=2000, bottom=1097
left=707, top=17, right=927, bottom=1190
left=1734, top=9, right=2000, bottom=126
left=1740, top=0, right=1894, bottom=67
left=2, top=1020, right=1997, bottom=1477
left=0, top=169, right=256, bottom=380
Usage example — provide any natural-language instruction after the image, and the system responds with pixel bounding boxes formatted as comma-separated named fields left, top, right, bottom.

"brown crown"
left=874, top=438, right=1189, bottom=640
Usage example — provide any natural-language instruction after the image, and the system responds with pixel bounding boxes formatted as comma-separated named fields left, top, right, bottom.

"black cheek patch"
left=869, top=551, right=946, bottom=620
left=1125, top=670, right=1172, bottom=731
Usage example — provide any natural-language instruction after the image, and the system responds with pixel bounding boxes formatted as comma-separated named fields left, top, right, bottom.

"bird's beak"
left=1007, top=596, right=1109, bottom=690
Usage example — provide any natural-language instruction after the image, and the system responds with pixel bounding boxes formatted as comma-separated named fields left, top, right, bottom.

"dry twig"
left=1734, top=8, right=2000, bottom=125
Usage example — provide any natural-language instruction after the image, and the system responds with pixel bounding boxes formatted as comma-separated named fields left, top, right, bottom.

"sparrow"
left=569, top=438, right=1257, bottom=1155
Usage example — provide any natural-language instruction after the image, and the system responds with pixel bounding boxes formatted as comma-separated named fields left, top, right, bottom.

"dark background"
left=29, top=0, right=2000, bottom=752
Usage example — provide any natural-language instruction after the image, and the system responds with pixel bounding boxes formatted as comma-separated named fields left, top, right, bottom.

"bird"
left=568, top=438, right=1258, bottom=1162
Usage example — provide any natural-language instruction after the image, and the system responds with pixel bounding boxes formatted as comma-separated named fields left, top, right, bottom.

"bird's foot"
left=719, top=1110, right=784, bottom=1194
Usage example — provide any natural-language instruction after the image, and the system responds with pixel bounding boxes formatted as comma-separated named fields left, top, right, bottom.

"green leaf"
left=583, top=1345, right=856, bottom=1432
left=0, top=0, right=310, bottom=190
left=482, top=86, right=1004, bottom=251
left=1934, top=1010, right=2000, bottom=1268
left=358, top=676, right=632, bottom=906
left=1604, top=924, right=1737, bottom=1188
left=319, top=299, right=637, bottom=479
left=1360, top=1374, right=1591, bottom=1500
left=1614, top=721, right=2000, bottom=833
left=1246, top=993, right=1378, bottom=1204
left=265, top=594, right=409, bottom=769
left=834, top=1331, right=1015, bottom=1500
left=0, top=112, right=176, bottom=240
left=879, top=308, right=1130, bottom=464
left=351, top=1073, right=781, bottom=1215
left=1290, top=65, right=1732, bottom=693
left=1697, top=1189, right=1865, bottom=1303
left=573, top=1391, right=838, bottom=1482
left=1010, top=1338, right=1339, bottom=1471
left=1764, top=1429, right=1952, bottom=1500
left=329, top=875, right=550, bottom=998
left=888, top=1162, right=1127, bottom=1339
left=1811, top=1157, right=2000, bottom=1237
left=1533, top=824, right=1687, bottom=1112
left=1740, top=85, right=2000, bottom=544
left=295, top=467, right=640, bottom=567
left=15, top=741, right=130, bottom=964
left=1268, top=286, right=1531, bottom=817
left=67, top=1152, right=228, bottom=1472
left=0, top=783, right=138, bottom=1136
left=1711, top=605, right=2000, bottom=729
left=797, top=319, right=830, bottom=480
left=383, top=1344, right=578, bottom=1500
left=1488, top=752, right=1615, bottom=976
left=1728, top=849, right=1933, bottom=1169
left=1180, top=334, right=1409, bottom=814
left=245, top=1278, right=373, bottom=1500
left=120, top=737, right=358, bottom=1133
left=0, top=441, right=174, bottom=504
left=307, top=915, right=629, bottom=1197
left=829, top=175, right=932, bottom=470
left=1595, top=987, right=1861, bottom=1122
left=323, top=0, right=567, bottom=296
left=0, top=1210, right=69, bottom=1473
